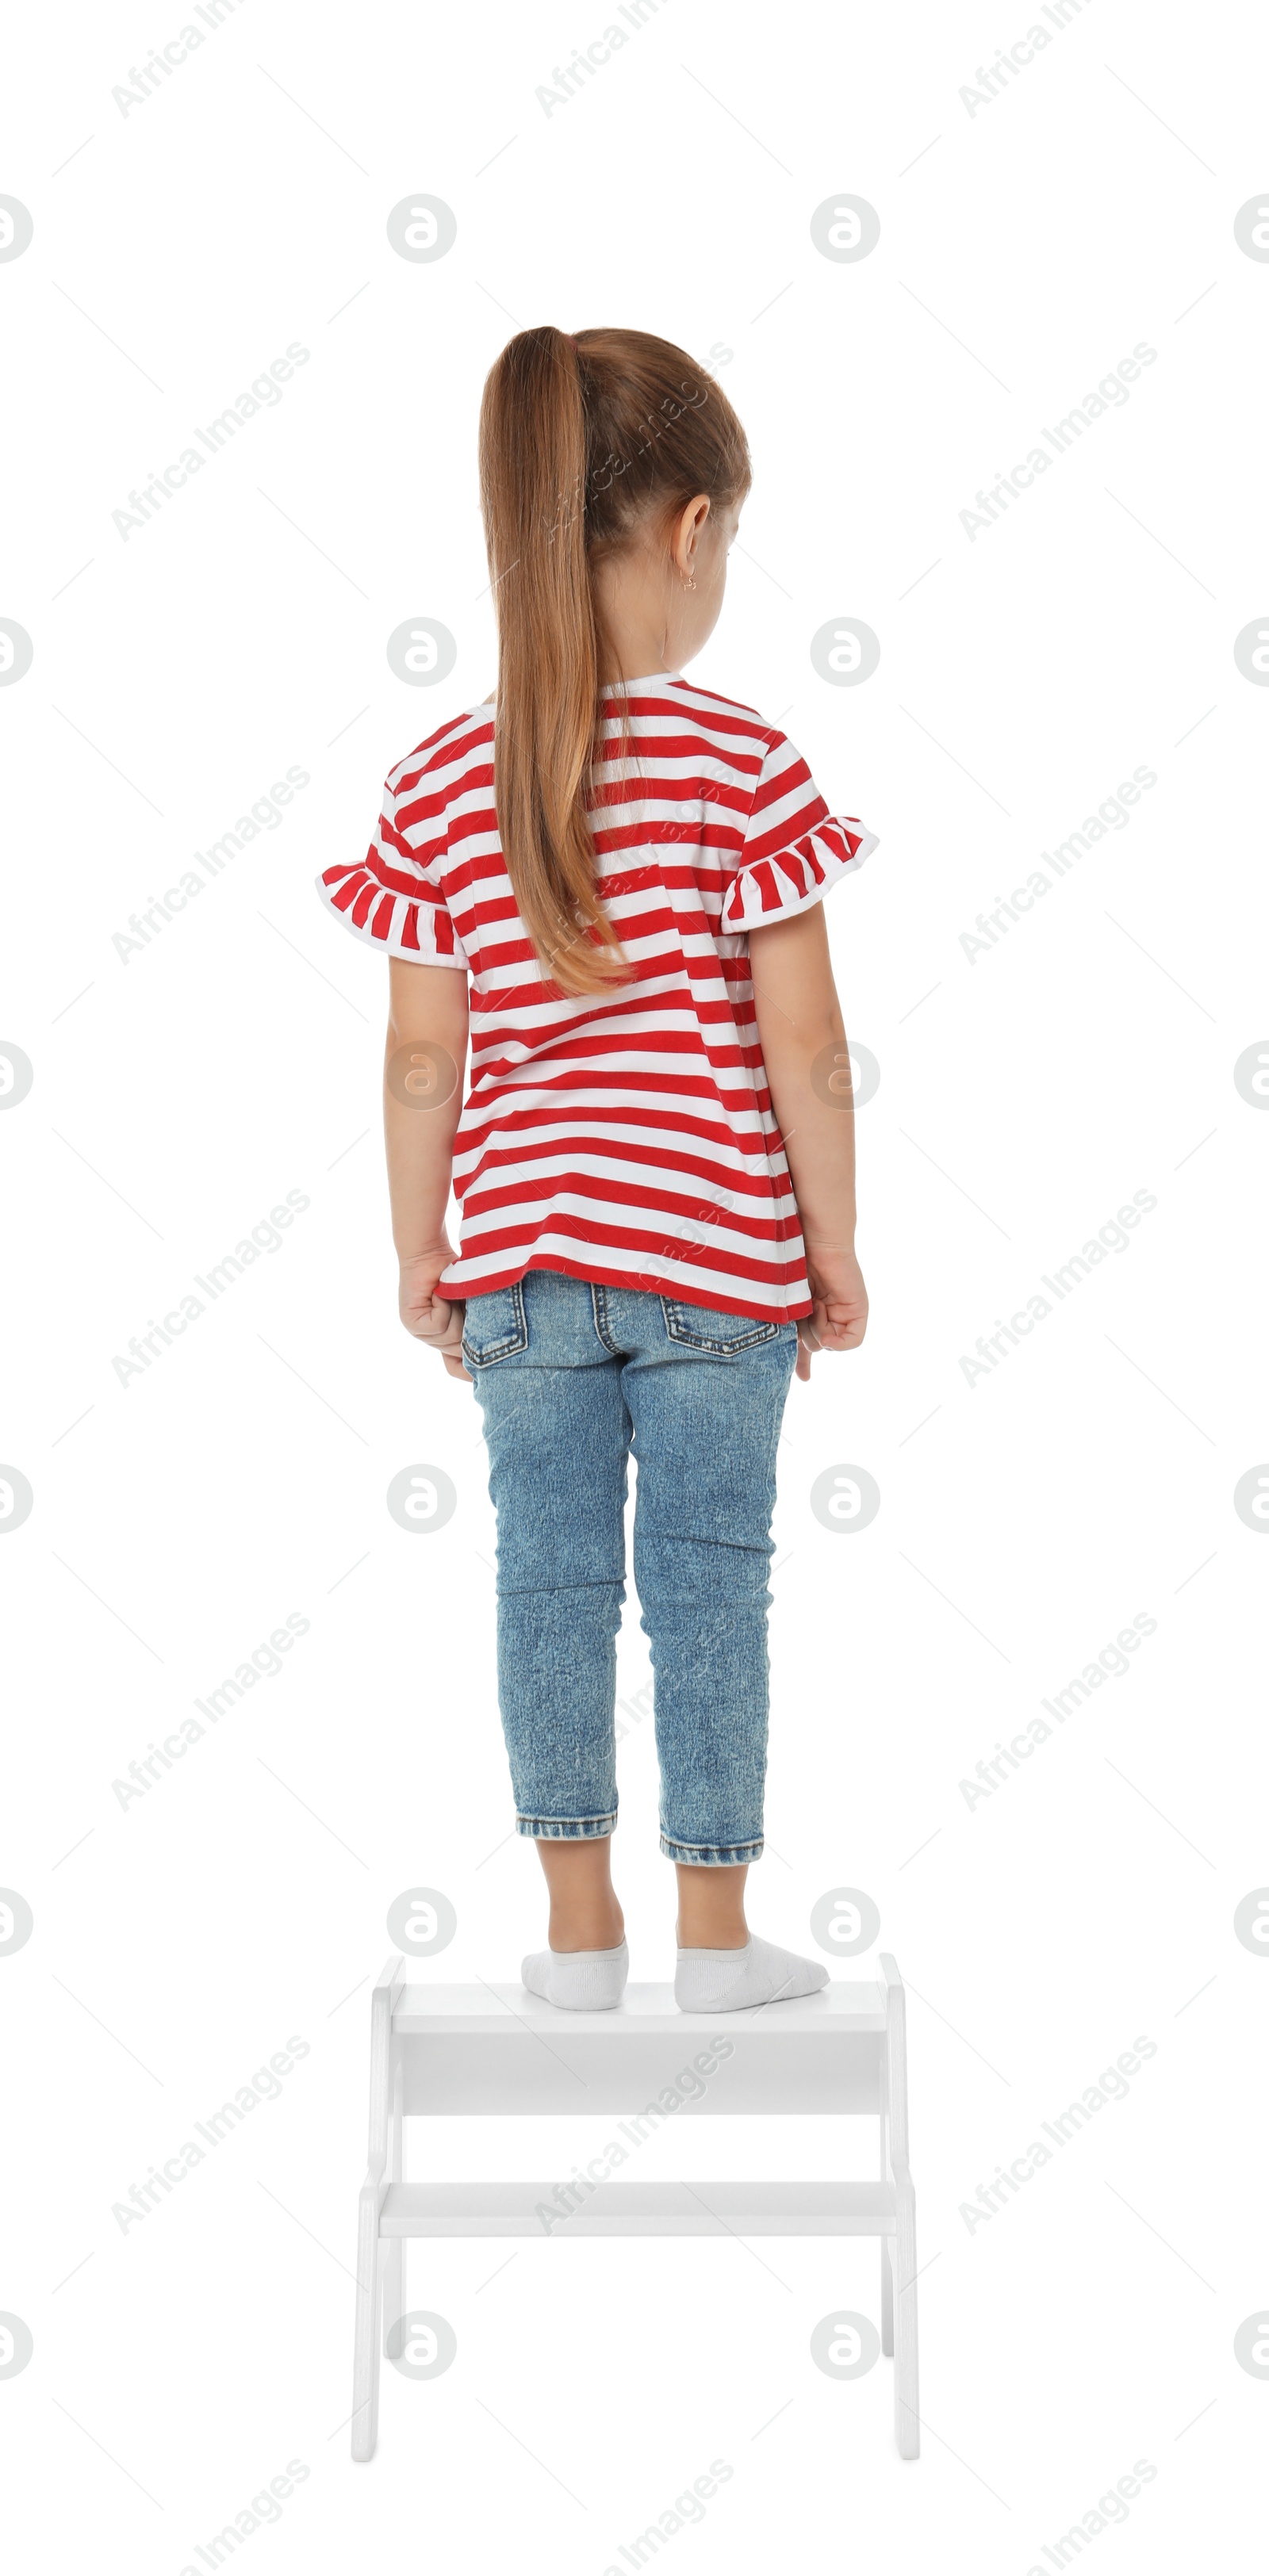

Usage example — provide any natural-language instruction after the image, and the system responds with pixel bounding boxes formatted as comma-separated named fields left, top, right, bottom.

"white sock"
left=521, top=1939, right=629, bottom=2011
left=674, top=1933, right=828, bottom=2014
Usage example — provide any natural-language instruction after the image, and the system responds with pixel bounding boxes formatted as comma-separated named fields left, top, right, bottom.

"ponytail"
left=478, top=324, right=750, bottom=997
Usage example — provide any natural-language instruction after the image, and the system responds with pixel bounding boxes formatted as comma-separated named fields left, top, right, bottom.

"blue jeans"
left=463, top=1271, right=799, bottom=1865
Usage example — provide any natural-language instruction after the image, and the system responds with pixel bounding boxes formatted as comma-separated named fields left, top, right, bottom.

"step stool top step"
left=393, top=1979, right=887, bottom=2038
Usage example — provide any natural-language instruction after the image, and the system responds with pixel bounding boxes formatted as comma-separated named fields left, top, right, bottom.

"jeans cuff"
left=660, top=1832, right=764, bottom=1866
left=516, top=1811, right=618, bottom=1840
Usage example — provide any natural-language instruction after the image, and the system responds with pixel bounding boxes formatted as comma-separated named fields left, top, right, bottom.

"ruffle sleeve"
left=722, top=732, right=876, bottom=931
left=722, top=814, right=877, bottom=929
left=316, top=760, right=469, bottom=966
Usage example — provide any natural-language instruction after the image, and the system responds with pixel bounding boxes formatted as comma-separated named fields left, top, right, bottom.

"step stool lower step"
left=380, top=2179, right=896, bottom=2238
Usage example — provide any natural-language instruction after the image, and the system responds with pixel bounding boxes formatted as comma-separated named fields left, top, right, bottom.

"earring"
left=681, top=567, right=697, bottom=593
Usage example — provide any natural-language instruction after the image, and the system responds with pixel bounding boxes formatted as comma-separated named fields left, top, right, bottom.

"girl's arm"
left=748, top=903, right=868, bottom=1382
left=385, top=957, right=470, bottom=1379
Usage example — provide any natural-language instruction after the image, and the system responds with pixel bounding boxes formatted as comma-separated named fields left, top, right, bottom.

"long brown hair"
left=477, top=326, right=751, bottom=996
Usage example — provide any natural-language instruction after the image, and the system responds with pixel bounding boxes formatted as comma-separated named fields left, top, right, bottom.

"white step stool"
left=352, top=1951, right=918, bottom=2462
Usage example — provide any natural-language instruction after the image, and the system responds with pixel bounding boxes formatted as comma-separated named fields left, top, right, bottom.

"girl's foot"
left=674, top=1933, right=828, bottom=2013
left=521, top=1939, right=629, bottom=2011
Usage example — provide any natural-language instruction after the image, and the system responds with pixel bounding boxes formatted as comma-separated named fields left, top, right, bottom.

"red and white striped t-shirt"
left=316, top=672, right=876, bottom=1322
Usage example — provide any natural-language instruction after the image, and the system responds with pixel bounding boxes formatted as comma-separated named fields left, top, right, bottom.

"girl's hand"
left=398, top=1245, right=470, bottom=1380
left=796, top=1243, right=868, bottom=1382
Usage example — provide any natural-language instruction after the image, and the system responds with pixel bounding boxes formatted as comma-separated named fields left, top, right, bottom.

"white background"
left=2, top=0, right=1267, bottom=2567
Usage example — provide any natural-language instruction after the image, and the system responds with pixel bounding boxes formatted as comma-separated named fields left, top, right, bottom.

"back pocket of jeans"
left=660, top=1296, right=781, bottom=1356
left=462, top=1280, right=528, bottom=1367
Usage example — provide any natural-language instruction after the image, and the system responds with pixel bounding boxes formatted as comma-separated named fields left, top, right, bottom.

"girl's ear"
left=670, top=493, right=712, bottom=578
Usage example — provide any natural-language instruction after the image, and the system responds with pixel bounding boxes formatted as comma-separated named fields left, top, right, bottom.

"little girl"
left=318, top=326, right=875, bottom=2015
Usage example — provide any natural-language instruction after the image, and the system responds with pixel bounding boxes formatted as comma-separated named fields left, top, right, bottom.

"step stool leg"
left=879, top=2098, right=893, bottom=2356
left=880, top=1958, right=919, bottom=2459
left=351, top=2186, right=383, bottom=2463
left=383, top=2238, right=404, bottom=2357
left=382, top=2057, right=404, bottom=2356
left=353, top=1954, right=403, bottom=2463
left=892, top=2180, right=919, bottom=2460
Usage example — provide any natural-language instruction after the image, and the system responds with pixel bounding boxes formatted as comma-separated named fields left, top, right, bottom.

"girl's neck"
left=595, top=627, right=679, bottom=687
